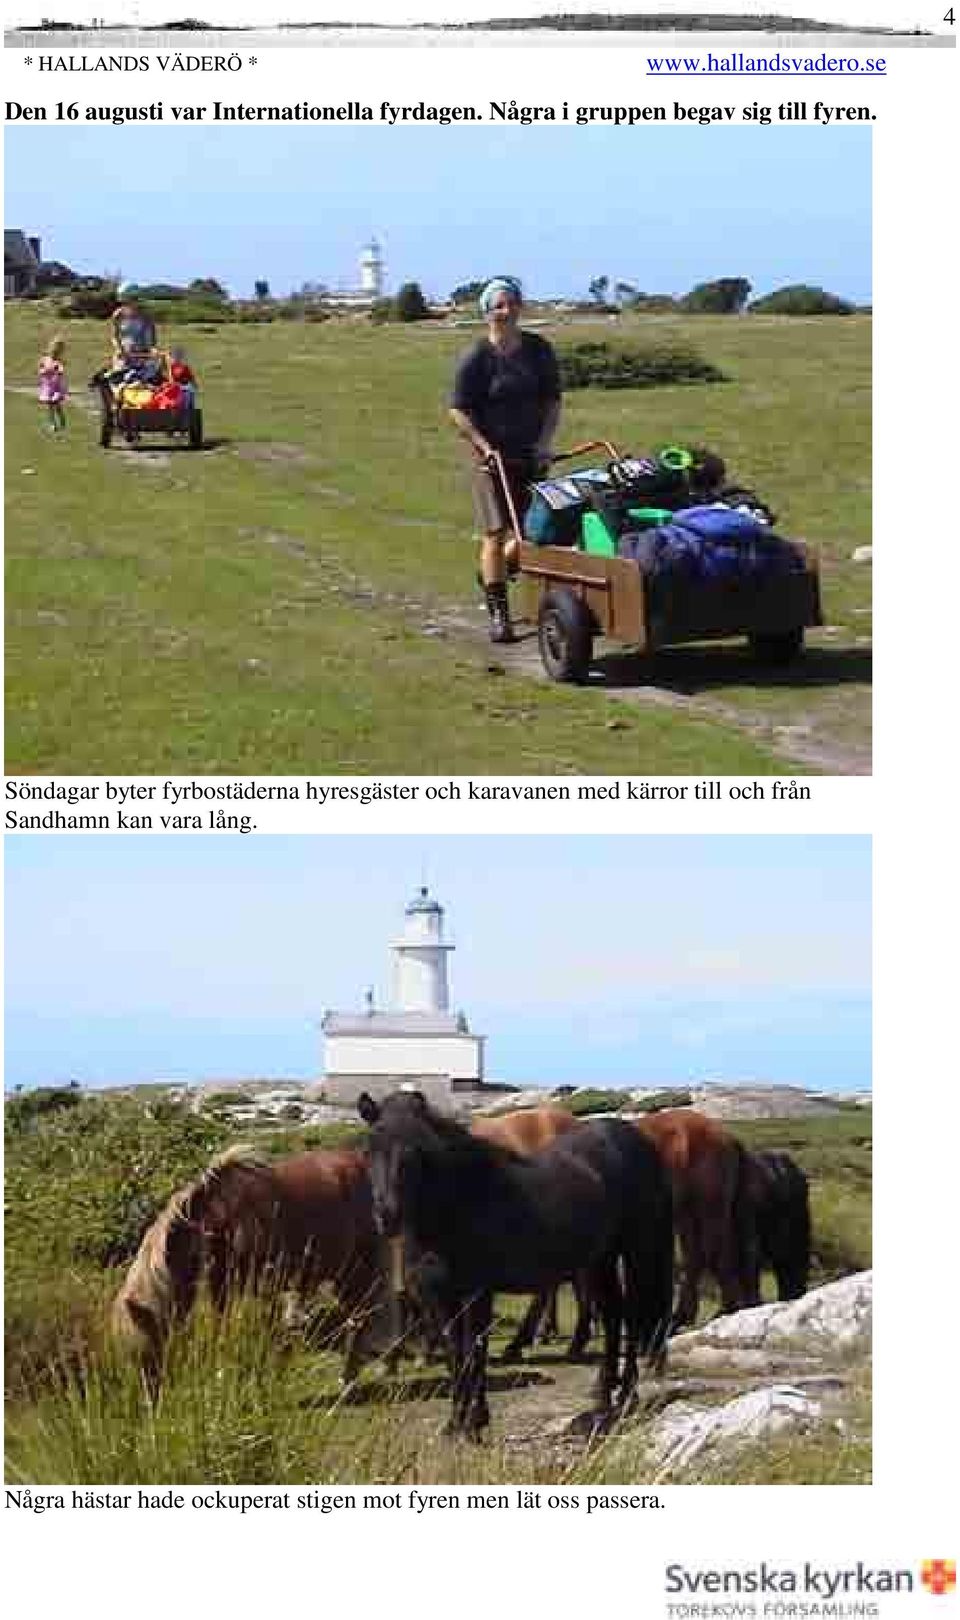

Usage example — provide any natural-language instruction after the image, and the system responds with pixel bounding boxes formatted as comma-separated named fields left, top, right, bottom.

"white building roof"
left=323, top=1010, right=468, bottom=1036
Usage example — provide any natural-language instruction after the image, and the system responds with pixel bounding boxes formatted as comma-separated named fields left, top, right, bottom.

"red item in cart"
left=152, top=382, right=185, bottom=410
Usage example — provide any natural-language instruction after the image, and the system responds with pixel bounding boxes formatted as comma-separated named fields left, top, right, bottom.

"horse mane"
left=111, top=1146, right=275, bottom=1355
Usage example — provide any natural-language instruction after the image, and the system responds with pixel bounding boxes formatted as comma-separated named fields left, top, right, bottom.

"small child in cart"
left=38, top=337, right=68, bottom=433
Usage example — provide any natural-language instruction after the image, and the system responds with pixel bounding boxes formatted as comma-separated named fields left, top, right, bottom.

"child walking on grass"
left=38, top=336, right=68, bottom=432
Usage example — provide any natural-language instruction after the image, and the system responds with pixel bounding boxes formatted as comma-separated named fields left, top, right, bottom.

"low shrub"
left=199, top=1089, right=251, bottom=1109
left=5, top=1094, right=231, bottom=1273
left=556, top=340, right=725, bottom=391
left=394, top=281, right=430, bottom=323
left=559, top=1088, right=627, bottom=1117
left=749, top=284, right=854, bottom=316
left=6, top=1084, right=85, bottom=1131
left=682, top=277, right=751, bottom=315
left=57, top=286, right=117, bottom=319
left=633, top=1089, right=694, bottom=1113
left=258, top=1121, right=368, bottom=1155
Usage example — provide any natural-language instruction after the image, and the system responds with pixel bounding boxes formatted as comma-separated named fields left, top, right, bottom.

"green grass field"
left=6, top=305, right=871, bottom=774
left=5, top=1093, right=871, bottom=1485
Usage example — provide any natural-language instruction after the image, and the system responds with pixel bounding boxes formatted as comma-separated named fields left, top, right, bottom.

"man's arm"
left=449, top=406, right=492, bottom=461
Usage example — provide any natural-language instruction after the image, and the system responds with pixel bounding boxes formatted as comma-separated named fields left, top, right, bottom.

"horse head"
left=110, top=1152, right=263, bottom=1380
left=357, top=1089, right=436, bottom=1238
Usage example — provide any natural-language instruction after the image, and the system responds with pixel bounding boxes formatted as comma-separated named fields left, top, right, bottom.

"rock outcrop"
left=640, top=1272, right=872, bottom=1472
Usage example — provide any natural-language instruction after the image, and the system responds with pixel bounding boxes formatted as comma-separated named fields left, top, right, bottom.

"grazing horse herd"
left=113, top=1095, right=812, bottom=1437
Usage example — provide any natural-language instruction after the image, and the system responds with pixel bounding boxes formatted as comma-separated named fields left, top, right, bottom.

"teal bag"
left=524, top=478, right=589, bottom=547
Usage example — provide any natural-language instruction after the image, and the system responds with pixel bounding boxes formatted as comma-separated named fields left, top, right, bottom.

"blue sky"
left=6, top=123, right=871, bottom=303
left=5, top=835, right=871, bottom=1092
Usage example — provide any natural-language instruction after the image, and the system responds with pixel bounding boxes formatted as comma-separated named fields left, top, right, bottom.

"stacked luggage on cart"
left=515, top=444, right=822, bottom=682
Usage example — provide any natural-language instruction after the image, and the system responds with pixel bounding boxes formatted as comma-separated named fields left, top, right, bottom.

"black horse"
left=358, top=1089, right=674, bottom=1437
left=742, top=1149, right=812, bottom=1302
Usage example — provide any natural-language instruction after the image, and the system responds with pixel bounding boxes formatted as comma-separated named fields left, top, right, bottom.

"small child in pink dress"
left=38, top=337, right=68, bottom=432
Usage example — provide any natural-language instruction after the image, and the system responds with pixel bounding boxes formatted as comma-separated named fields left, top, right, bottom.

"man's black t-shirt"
left=451, top=331, right=561, bottom=458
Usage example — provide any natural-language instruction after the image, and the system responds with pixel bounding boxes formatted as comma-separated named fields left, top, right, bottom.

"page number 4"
left=945, top=7, right=956, bottom=22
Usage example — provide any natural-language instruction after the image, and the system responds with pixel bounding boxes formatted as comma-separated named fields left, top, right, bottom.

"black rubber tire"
left=99, top=411, right=113, bottom=449
left=537, top=589, right=594, bottom=683
left=749, top=628, right=805, bottom=666
left=188, top=408, right=204, bottom=450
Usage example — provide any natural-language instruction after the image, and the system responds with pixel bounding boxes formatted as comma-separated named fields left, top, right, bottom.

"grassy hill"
left=6, top=304, right=870, bottom=774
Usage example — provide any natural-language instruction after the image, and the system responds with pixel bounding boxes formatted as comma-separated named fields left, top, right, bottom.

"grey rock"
left=649, top=1383, right=826, bottom=1471
left=672, top=1271, right=873, bottom=1355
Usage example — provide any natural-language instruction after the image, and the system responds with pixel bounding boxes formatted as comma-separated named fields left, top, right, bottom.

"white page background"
left=2, top=27, right=958, bottom=1619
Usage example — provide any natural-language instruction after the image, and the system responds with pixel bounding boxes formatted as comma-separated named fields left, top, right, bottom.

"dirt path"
left=327, top=1324, right=865, bottom=1483
left=309, top=553, right=870, bottom=777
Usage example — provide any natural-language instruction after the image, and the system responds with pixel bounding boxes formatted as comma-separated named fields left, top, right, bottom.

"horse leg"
left=715, top=1230, right=748, bottom=1316
left=206, top=1237, right=231, bottom=1316
left=713, top=1147, right=754, bottom=1314
left=444, top=1292, right=473, bottom=1437
left=541, top=1286, right=560, bottom=1343
left=501, top=1290, right=548, bottom=1363
left=672, top=1205, right=702, bottom=1331
left=589, top=1257, right=622, bottom=1415
left=567, top=1273, right=593, bottom=1360
left=635, top=1187, right=674, bottom=1378
left=462, top=1291, right=493, bottom=1438
left=617, top=1240, right=646, bottom=1410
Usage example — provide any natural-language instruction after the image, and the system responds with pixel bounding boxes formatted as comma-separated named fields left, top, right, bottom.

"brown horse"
left=636, top=1109, right=753, bottom=1328
left=470, top=1104, right=582, bottom=1157
left=471, top=1106, right=592, bottom=1360
left=112, top=1146, right=388, bottom=1386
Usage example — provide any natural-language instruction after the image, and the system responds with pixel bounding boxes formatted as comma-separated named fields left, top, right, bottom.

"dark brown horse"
left=360, top=1089, right=674, bottom=1437
left=636, top=1109, right=754, bottom=1328
left=471, top=1106, right=591, bottom=1360
left=112, top=1146, right=388, bottom=1385
left=741, top=1149, right=812, bottom=1302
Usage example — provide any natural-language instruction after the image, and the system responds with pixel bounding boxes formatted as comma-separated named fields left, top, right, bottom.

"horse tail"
left=646, top=1151, right=675, bottom=1368
left=111, top=1146, right=274, bottom=1366
left=626, top=1132, right=674, bottom=1369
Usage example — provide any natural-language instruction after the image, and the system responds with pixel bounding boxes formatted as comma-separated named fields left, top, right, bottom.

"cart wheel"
left=99, top=411, right=113, bottom=449
left=188, top=408, right=204, bottom=450
left=537, top=589, right=594, bottom=683
left=750, top=628, right=805, bottom=666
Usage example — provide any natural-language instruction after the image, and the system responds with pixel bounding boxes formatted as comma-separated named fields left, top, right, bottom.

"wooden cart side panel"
left=517, top=542, right=649, bottom=647
left=608, top=557, right=647, bottom=646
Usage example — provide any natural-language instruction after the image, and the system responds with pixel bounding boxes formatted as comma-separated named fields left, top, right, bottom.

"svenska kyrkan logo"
left=921, top=1562, right=957, bottom=1596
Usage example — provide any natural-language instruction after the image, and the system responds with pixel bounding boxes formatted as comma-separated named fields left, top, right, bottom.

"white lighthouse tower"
left=359, top=239, right=384, bottom=299
left=321, top=885, right=484, bottom=1108
left=391, top=886, right=452, bottom=1013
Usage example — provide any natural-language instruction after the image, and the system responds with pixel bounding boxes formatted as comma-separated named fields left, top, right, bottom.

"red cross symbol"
left=922, top=1562, right=956, bottom=1596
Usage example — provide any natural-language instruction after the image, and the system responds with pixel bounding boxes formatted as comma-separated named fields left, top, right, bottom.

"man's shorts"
left=468, top=455, right=537, bottom=536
